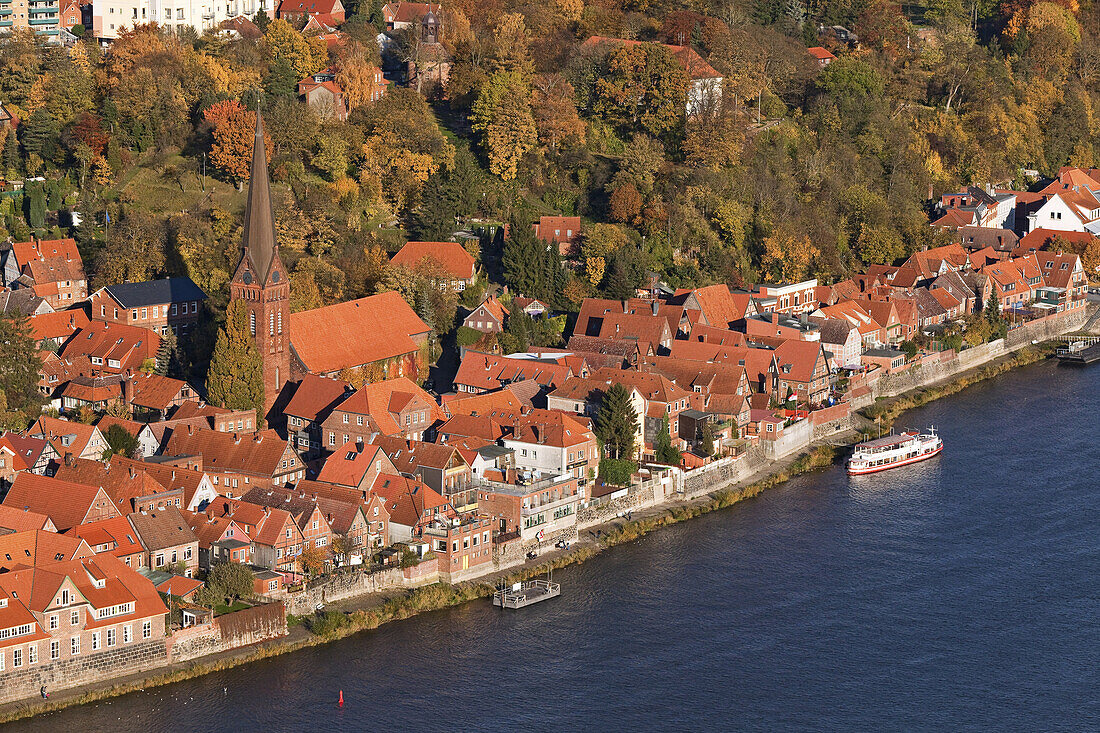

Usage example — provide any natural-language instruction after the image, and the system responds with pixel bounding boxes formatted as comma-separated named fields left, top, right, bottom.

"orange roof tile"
left=390, top=241, right=476, bottom=281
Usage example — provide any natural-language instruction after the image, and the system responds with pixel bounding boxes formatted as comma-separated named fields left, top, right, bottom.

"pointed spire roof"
left=240, top=113, right=278, bottom=281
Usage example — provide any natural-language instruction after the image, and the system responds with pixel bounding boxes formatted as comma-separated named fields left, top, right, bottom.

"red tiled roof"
left=807, top=46, right=835, bottom=60
left=391, top=241, right=476, bottom=281
left=163, top=428, right=293, bottom=479
left=28, top=309, right=89, bottom=343
left=289, top=292, right=429, bottom=374
left=369, top=473, right=447, bottom=528
left=334, top=377, right=444, bottom=435
left=65, top=516, right=145, bottom=559
left=0, top=504, right=55, bottom=533
left=314, top=444, right=391, bottom=487
left=582, top=36, right=721, bottom=79
left=283, top=374, right=352, bottom=421
left=27, top=415, right=103, bottom=458
left=59, top=320, right=160, bottom=373
left=454, top=351, right=572, bottom=393
left=53, top=457, right=175, bottom=514
left=2, top=473, right=122, bottom=532
left=382, top=2, right=441, bottom=24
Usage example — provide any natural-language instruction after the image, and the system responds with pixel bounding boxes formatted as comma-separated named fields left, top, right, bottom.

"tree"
left=653, top=417, right=681, bottom=465
left=0, top=311, right=46, bottom=416
left=472, top=71, right=537, bottom=181
left=298, top=543, right=326, bottom=576
left=263, top=18, right=326, bottom=78
left=331, top=534, right=357, bottom=565
left=206, top=299, right=265, bottom=424
left=610, top=183, right=643, bottom=223
left=202, top=562, right=255, bottom=605
left=102, top=424, right=138, bottom=459
left=593, top=43, right=689, bottom=136
left=594, top=383, right=638, bottom=460
left=700, top=419, right=717, bottom=457
left=204, top=100, right=271, bottom=186
left=531, top=75, right=585, bottom=153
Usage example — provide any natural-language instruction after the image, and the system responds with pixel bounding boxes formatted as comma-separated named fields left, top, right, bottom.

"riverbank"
left=0, top=341, right=1073, bottom=725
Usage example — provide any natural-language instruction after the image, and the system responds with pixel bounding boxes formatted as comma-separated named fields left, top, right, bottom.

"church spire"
left=240, top=112, right=278, bottom=281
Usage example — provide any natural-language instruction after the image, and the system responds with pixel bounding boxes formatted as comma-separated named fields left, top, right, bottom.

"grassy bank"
left=860, top=345, right=1051, bottom=436
left=0, top=344, right=1057, bottom=724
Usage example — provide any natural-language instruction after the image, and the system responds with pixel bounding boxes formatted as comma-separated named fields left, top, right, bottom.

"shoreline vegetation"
left=0, top=343, right=1057, bottom=725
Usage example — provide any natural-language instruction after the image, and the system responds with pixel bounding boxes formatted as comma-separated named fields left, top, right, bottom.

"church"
left=230, top=115, right=432, bottom=413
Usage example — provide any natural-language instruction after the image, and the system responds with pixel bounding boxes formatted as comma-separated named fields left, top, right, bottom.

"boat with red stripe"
left=847, top=427, right=942, bottom=475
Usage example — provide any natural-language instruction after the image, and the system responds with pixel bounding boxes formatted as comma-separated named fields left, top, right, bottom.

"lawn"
left=213, top=601, right=251, bottom=615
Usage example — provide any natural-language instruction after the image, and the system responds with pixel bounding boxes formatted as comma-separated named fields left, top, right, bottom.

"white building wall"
left=94, top=0, right=272, bottom=39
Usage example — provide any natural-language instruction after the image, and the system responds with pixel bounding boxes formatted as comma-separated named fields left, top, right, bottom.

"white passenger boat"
left=847, top=427, right=942, bottom=475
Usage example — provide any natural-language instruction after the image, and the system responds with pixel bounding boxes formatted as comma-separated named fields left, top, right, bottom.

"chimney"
left=772, top=312, right=779, bottom=325
left=64, top=452, right=74, bottom=467
left=128, top=466, right=135, bottom=479
left=263, top=506, right=270, bottom=515
left=651, top=300, right=659, bottom=316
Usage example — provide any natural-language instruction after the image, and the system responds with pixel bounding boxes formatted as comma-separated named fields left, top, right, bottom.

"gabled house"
left=27, top=416, right=107, bottom=460
left=278, top=0, right=345, bottom=25
left=52, top=456, right=183, bottom=516
left=66, top=516, right=148, bottom=569
left=161, top=427, right=305, bottom=494
left=501, top=409, right=599, bottom=491
left=533, top=216, right=581, bottom=255
left=390, top=241, right=476, bottom=292
left=289, top=292, right=431, bottom=382
left=0, top=504, right=57, bottom=534
left=89, top=277, right=207, bottom=339
left=281, top=374, right=354, bottom=458
left=369, top=473, right=453, bottom=541
left=2, top=473, right=122, bottom=532
left=59, top=321, right=160, bottom=375
left=453, top=351, right=572, bottom=396
left=126, top=506, right=199, bottom=577
left=371, top=435, right=475, bottom=511
left=313, top=443, right=397, bottom=492
left=463, top=295, right=509, bottom=334
left=319, top=377, right=445, bottom=445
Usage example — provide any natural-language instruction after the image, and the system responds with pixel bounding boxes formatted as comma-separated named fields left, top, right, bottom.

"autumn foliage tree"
left=593, top=43, right=689, bottom=137
left=204, top=100, right=271, bottom=186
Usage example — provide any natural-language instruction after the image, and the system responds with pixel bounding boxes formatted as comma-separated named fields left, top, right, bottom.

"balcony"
left=29, top=5, right=58, bottom=12
left=29, top=16, right=56, bottom=24
left=521, top=492, right=578, bottom=517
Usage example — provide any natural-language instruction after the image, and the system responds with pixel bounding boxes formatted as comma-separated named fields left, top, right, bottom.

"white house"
left=93, top=0, right=273, bottom=40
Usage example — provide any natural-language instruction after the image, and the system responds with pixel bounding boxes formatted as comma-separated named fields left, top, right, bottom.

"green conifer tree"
left=594, top=383, right=638, bottom=460
left=206, top=299, right=265, bottom=424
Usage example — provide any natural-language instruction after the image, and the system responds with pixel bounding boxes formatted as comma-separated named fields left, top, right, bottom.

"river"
left=8, top=360, right=1100, bottom=731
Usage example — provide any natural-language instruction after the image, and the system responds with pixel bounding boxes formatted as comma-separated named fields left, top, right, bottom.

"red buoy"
left=338, top=690, right=344, bottom=707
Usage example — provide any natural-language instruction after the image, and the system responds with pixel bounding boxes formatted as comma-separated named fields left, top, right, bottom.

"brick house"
left=51, top=456, right=184, bottom=515
left=126, top=506, right=199, bottom=578
left=182, top=513, right=251, bottom=569
left=0, top=504, right=57, bottom=533
left=161, top=427, right=306, bottom=494
left=533, top=216, right=581, bottom=255
left=369, top=473, right=452, bottom=541
left=381, top=2, right=441, bottom=30
left=278, top=0, right=345, bottom=25
left=2, top=473, right=122, bottom=532
left=453, top=351, right=573, bottom=395
left=318, top=377, right=444, bottom=447
left=772, top=340, right=832, bottom=405
left=390, top=241, right=476, bottom=292
left=0, top=550, right=168, bottom=705
left=197, top=497, right=306, bottom=574
left=281, top=374, right=353, bottom=458
left=462, top=295, right=509, bottom=334
left=289, top=292, right=431, bottom=384
left=251, top=481, right=390, bottom=560
left=58, top=321, right=161, bottom=375
left=89, top=277, right=207, bottom=339
left=419, top=513, right=494, bottom=576
left=0, top=238, right=87, bottom=310
left=371, top=436, right=475, bottom=512
left=65, top=516, right=147, bottom=569
left=313, top=443, right=397, bottom=492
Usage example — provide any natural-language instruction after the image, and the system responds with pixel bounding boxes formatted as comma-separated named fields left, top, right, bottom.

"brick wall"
left=0, top=638, right=168, bottom=704
left=169, top=602, right=287, bottom=663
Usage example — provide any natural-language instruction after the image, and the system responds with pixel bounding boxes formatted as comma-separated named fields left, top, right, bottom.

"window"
left=184, top=547, right=192, bottom=560
left=356, top=416, right=363, bottom=426
left=286, top=528, right=292, bottom=539
left=316, top=537, right=326, bottom=547
left=268, top=579, right=279, bottom=591
left=132, top=309, right=138, bottom=320
left=142, top=620, right=152, bottom=639
left=277, top=312, right=282, bottom=334
left=91, top=631, right=101, bottom=650
left=176, top=7, right=184, bottom=18
left=329, top=433, right=335, bottom=446
left=50, top=640, right=59, bottom=660
left=172, top=303, right=177, bottom=316
left=13, top=648, right=21, bottom=667
left=156, top=553, right=164, bottom=567
left=311, top=520, right=318, bottom=530
left=269, top=313, right=275, bottom=336
left=28, top=643, right=37, bottom=664
left=250, top=311, right=256, bottom=335
left=71, top=637, right=79, bottom=655
left=123, top=625, right=132, bottom=643
left=107, top=629, right=116, bottom=647
left=49, top=614, right=58, bottom=630
left=61, top=589, right=69, bottom=605
left=71, top=609, right=79, bottom=626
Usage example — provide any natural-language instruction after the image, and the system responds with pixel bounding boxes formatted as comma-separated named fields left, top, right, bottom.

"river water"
left=9, top=360, right=1100, bottom=732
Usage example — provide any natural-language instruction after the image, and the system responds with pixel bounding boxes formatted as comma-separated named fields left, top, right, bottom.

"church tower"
left=229, top=114, right=290, bottom=413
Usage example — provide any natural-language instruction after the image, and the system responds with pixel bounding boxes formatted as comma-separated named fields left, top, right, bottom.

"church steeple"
left=240, top=113, right=278, bottom=281
left=230, top=112, right=291, bottom=416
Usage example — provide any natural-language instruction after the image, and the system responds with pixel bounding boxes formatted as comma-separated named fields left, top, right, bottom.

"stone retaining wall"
left=169, top=603, right=287, bottom=663
left=0, top=637, right=169, bottom=705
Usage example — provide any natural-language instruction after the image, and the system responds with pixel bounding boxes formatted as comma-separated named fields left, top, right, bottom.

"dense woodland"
left=0, top=0, right=1097, bottom=375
